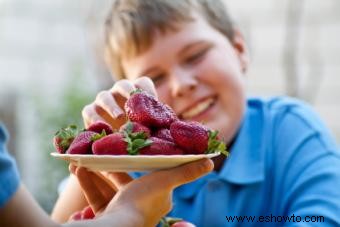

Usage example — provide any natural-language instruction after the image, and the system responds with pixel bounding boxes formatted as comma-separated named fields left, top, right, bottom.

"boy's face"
left=120, top=13, right=248, bottom=144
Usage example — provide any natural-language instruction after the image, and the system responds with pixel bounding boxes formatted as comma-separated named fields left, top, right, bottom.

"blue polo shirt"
left=148, top=97, right=340, bottom=226
left=0, top=124, right=20, bottom=208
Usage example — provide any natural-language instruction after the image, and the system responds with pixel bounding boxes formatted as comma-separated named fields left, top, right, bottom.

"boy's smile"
left=179, top=95, right=217, bottom=121
left=121, top=13, right=248, bottom=146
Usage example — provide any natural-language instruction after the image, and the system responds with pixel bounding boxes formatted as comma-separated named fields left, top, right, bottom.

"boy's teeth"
left=182, top=98, right=214, bottom=119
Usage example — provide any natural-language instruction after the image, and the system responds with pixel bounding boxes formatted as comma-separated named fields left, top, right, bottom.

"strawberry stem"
left=130, top=88, right=144, bottom=96
left=160, top=217, right=184, bottom=227
left=91, top=130, right=107, bottom=142
left=123, top=131, right=153, bottom=155
left=54, top=125, right=79, bottom=151
left=206, top=130, right=229, bottom=156
left=124, top=121, right=134, bottom=133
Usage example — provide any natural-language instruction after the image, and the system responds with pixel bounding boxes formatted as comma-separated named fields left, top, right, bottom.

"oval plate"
left=51, top=152, right=220, bottom=172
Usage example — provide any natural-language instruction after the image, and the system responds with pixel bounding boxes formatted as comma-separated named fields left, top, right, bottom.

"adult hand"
left=72, top=158, right=213, bottom=227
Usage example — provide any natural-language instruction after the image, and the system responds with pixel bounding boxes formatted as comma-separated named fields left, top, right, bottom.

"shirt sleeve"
left=272, top=104, right=340, bottom=226
left=0, top=125, right=20, bottom=208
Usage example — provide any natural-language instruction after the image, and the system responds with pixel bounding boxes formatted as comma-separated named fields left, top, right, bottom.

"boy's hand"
left=71, top=158, right=213, bottom=227
left=82, top=77, right=157, bottom=129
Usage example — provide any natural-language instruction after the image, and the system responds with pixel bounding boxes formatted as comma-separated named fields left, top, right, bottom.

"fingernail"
left=202, top=159, right=214, bottom=171
left=113, top=109, right=125, bottom=118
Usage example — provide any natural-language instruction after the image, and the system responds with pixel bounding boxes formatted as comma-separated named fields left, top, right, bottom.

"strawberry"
left=53, top=125, right=78, bottom=153
left=120, top=121, right=151, bottom=138
left=87, top=121, right=113, bottom=135
left=69, top=206, right=95, bottom=221
left=139, top=137, right=184, bottom=155
left=160, top=217, right=196, bottom=227
left=69, top=211, right=82, bottom=221
left=92, top=131, right=152, bottom=155
left=152, top=128, right=174, bottom=142
left=66, top=131, right=99, bottom=155
left=170, top=121, right=227, bottom=155
left=92, top=133, right=128, bottom=155
left=81, top=206, right=95, bottom=220
left=171, top=221, right=196, bottom=227
left=125, top=89, right=177, bottom=128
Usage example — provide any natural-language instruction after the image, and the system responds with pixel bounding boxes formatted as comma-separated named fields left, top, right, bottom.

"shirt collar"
left=176, top=99, right=267, bottom=199
left=219, top=102, right=266, bottom=184
left=0, top=123, right=8, bottom=144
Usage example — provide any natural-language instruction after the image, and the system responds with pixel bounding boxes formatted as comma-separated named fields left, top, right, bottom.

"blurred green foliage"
left=33, top=68, right=96, bottom=213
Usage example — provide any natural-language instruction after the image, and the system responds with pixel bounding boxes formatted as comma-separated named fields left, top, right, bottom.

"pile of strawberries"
left=53, top=89, right=227, bottom=156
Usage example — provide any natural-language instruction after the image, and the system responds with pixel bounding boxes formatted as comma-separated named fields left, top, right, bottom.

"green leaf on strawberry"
left=91, top=130, right=107, bottom=142
left=123, top=121, right=149, bottom=140
left=129, top=87, right=143, bottom=96
left=206, top=130, right=228, bottom=156
left=53, top=124, right=79, bottom=153
left=123, top=130, right=153, bottom=155
left=160, top=217, right=184, bottom=227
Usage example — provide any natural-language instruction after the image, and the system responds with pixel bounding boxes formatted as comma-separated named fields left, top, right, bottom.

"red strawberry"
left=69, top=206, right=95, bottom=221
left=152, top=128, right=174, bottom=142
left=161, top=217, right=196, bottom=227
left=66, top=131, right=99, bottom=155
left=139, top=137, right=184, bottom=155
left=125, top=89, right=177, bottom=128
left=170, top=121, right=227, bottom=155
left=171, top=221, right=196, bottom=227
left=92, top=133, right=128, bottom=155
left=53, top=125, right=78, bottom=153
left=120, top=121, right=151, bottom=138
left=69, top=211, right=82, bottom=221
left=92, top=131, right=152, bottom=155
left=81, top=206, right=95, bottom=219
left=87, top=121, right=113, bottom=135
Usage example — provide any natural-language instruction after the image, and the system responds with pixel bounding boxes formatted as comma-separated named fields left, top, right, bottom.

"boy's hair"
left=104, top=0, right=234, bottom=79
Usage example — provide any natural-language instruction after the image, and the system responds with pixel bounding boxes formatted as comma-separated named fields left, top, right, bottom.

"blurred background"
left=0, top=0, right=339, bottom=213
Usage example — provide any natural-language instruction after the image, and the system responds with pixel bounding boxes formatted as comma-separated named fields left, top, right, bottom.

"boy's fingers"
left=133, top=77, right=158, bottom=98
left=76, top=167, right=113, bottom=213
left=156, top=158, right=214, bottom=190
left=104, top=172, right=133, bottom=189
left=110, top=79, right=136, bottom=99
left=95, top=90, right=125, bottom=118
left=82, top=104, right=107, bottom=128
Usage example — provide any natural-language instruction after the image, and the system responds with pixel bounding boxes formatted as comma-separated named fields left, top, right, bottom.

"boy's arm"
left=0, top=184, right=58, bottom=227
left=51, top=174, right=88, bottom=223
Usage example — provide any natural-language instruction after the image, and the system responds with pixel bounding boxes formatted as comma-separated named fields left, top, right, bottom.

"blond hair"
left=104, top=0, right=234, bottom=79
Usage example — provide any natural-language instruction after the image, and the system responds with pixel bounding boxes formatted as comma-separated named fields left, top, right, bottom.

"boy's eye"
left=150, top=73, right=166, bottom=86
left=184, top=48, right=208, bottom=65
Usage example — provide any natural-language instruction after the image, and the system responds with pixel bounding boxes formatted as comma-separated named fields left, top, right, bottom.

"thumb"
left=154, top=158, right=214, bottom=190
left=104, top=172, right=133, bottom=189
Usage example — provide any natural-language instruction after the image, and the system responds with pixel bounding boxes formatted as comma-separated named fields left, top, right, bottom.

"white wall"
left=226, top=0, right=340, bottom=140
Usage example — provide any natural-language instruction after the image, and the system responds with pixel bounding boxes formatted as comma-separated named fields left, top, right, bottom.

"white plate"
left=51, top=152, right=220, bottom=172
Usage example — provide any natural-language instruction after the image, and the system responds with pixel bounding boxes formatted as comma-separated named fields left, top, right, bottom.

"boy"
left=54, top=0, right=340, bottom=226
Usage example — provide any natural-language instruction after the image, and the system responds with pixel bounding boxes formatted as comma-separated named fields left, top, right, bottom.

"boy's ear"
left=231, top=29, right=249, bottom=73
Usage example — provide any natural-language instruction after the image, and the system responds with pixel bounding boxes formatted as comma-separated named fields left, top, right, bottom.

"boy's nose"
left=170, top=69, right=198, bottom=97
